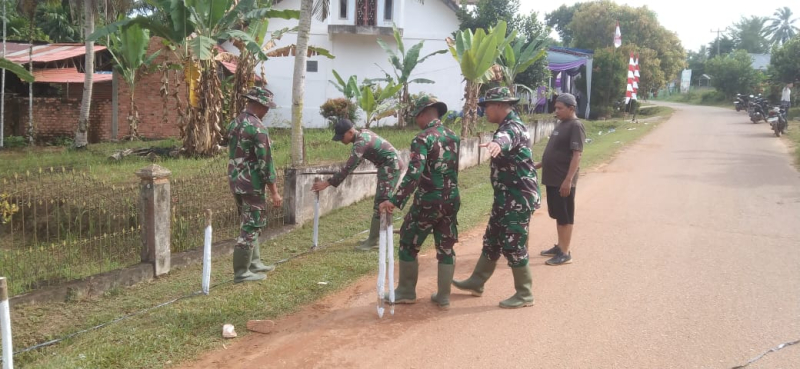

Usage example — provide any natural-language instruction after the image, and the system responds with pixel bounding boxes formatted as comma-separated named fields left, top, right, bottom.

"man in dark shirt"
left=536, top=93, right=586, bottom=266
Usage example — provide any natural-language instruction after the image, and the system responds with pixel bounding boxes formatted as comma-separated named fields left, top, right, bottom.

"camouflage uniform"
left=482, top=89, right=541, bottom=267
left=328, top=129, right=405, bottom=217
left=227, top=89, right=278, bottom=251
left=390, top=97, right=461, bottom=265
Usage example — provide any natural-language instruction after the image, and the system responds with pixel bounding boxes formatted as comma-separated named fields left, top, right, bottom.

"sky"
left=520, top=0, right=800, bottom=52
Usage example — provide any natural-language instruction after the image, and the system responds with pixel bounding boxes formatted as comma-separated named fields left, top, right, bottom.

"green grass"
left=787, top=120, right=800, bottom=167
left=4, top=110, right=671, bottom=368
left=655, top=88, right=730, bottom=107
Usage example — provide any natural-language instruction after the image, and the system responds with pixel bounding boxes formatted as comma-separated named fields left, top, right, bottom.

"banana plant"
left=0, top=58, right=34, bottom=82
left=89, top=0, right=300, bottom=156
left=499, top=36, right=547, bottom=95
left=376, top=24, right=447, bottom=128
left=448, top=20, right=515, bottom=137
left=103, top=22, right=161, bottom=140
left=358, top=82, right=403, bottom=128
left=329, top=70, right=361, bottom=101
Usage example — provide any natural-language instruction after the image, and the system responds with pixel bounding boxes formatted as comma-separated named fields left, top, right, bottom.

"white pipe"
left=201, top=210, right=212, bottom=295
left=312, top=192, right=319, bottom=250
left=1, top=277, right=13, bottom=369
left=387, top=220, right=394, bottom=315
left=376, top=212, right=387, bottom=318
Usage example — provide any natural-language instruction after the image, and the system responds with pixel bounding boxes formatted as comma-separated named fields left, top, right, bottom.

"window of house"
left=384, top=0, right=393, bottom=20
left=339, top=0, right=348, bottom=19
left=307, top=60, right=318, bottom=73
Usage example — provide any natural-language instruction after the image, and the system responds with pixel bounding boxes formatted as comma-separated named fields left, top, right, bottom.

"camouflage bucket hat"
left=478, top=86, right=520, bottom=107
left=410, top=94, right=448, bottom=118
left=243, top=87, right=277, bottom=108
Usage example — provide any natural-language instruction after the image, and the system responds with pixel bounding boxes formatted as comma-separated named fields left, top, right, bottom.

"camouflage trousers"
left=234, top=193, right=268, bottom=250
left=398, top=199, right=460, bottom=264
left=482, top=190, right=534, bottom=267
left=371, top=159, right=405, bottom=219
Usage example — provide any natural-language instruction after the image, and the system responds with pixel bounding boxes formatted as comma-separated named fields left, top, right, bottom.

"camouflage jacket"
left=391, top=119, right=460, bottom=209
left=227, top=111, right=277, bottom=195
left=491, top=111, right=540, bottom=210
left=328, top=129, right=401, bottom=187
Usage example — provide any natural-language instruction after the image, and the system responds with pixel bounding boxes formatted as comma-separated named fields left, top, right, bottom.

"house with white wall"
left=259, top=0, right=465, bottom=128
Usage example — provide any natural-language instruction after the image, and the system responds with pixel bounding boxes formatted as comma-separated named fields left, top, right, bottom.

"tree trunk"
left=26, top=19, right=34, bottom=144
left=75, top=3, right=95, bottom=148
left=460, top=80, right=480, bottom=137
left=1, top=0, right=6, bottom=148
left=128, top=83, right=138, bottom=140
left=291, top=0, right=313, bottom=167
left=398, top=84, right=409, bottom=129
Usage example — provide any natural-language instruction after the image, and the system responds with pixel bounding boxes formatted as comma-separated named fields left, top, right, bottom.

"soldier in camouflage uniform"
left=227, top=87, right=283, bottom=283
left=379, top=94, right=461, bottom=309
left=453, top=87, right=541, bottom=308
left=311, top=119, right=405, bottom=251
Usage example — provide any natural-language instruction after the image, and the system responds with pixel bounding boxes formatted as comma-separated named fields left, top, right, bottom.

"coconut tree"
left=447, top=20, right=514, bottom=137
left=767, top=7, right=799, bottom=45
left=73, top=0, right=100, bottom=148
left=498, top=34, right=547, bottom=95
left=375, top=24, right=446, bottom=128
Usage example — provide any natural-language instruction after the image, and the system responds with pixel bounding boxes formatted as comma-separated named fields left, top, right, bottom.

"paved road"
left=185, top=103, right=800, bottom=369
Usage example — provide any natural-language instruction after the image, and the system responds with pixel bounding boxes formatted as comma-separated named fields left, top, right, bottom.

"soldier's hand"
left=311, top=180, right=330, bottom=193
left=270, top=192, right=283, bottom=208
left=379, top=200, right=395, bottom=214
left=479, top=142, right=502, bottom=158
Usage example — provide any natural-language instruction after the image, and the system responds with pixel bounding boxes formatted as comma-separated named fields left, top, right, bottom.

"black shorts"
left=547, top=186, right=576, bottom=225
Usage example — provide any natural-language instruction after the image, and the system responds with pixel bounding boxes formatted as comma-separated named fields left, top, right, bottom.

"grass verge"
left=6, top=111, right=671, bottom=368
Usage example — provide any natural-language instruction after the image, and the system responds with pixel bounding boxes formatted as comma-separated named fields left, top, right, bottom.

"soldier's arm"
left=328, top=141, right=365, bottom=187
left=254, top=126, right=277, bottom=185
left=492, top=126, right=520, bottom=154
left=391, top=135, right=428, bottom=209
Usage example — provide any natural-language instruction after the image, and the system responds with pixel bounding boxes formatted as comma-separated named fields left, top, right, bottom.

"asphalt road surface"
left=184, top=102, right=800, bottom=369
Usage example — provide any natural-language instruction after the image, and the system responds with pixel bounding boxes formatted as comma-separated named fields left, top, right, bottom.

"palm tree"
left=73, top=0, right=100, bottom=148
left=376, top=24, right=447, bottom=129
left=767, top=7, right=799, bottom=45
left=730, top=16, right=770, bottom=54
left=447, top=20, right=514, bottom=137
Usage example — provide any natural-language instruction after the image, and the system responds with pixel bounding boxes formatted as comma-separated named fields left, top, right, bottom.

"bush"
left=319, top=98, right=358, bottom=128
left=706, top=50, right=761, bottom=98
left=700, top=90, right=726, bottom=104
left=2, top=136, right=27, bottom=149
left=789, top=107, right=800, bottom=120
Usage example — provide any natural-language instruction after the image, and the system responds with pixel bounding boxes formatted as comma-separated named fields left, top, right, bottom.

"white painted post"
left=201, top=210, right=212, bottom=295
left=0, top=277, right=14, bottom=369
left=387, top=218, right=395, bottom=316
left=377, top=212, right=387, bottom=318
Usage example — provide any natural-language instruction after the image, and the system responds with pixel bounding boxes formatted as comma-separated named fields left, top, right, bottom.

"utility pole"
left=710, top=28, right=728, bottom=57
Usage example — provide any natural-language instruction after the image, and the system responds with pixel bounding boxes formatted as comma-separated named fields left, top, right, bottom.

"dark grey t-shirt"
left=541, top=119, right=586, bottom=187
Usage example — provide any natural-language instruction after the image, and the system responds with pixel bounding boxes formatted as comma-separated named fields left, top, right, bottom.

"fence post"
left=532, top=120, right=540, bottom=145
left=135, top=164, right=172, bottom=277
left=0, top=277, right=13, bottom=369
left=283, top=167, right=298, bottom=225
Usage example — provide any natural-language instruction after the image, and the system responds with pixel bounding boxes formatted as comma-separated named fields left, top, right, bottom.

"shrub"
left=2, top=136, right=27, bottom=149
left=319, top=98, right=358, bottom=128
left=700, top=90, right=726, bottom=104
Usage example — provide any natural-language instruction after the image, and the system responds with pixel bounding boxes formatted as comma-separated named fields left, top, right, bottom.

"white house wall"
left=258, top=0, right=464, bottom=128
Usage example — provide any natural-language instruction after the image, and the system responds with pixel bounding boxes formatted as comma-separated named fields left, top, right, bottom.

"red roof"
left=215, top=45, right=264, bottom=82
left=0, top=42, right=33, bottom=57
left=32, top=69, right=113, bottom=83
left=4, top=44, right=107, bottom=64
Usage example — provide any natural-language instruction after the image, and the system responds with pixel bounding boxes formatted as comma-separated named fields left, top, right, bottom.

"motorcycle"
left=734, top=94, right=748, bottom=112
left=750, top=95, right=768, bottom=124
left=769, top=105, right=788, bottom=137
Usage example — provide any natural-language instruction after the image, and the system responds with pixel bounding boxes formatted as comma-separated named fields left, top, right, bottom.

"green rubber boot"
left=233, top=248, right=266, bottom=283
left=249, top=242, right=275, bottom=273
left=430, top=263, right=455, bottom=309
left=499, top=265, right=534, bottom=309
left=355, top=216, right=380, bottom=251
left=452, top=253, right=497, bottom=297
left=386, top=260, right=418, bottom=304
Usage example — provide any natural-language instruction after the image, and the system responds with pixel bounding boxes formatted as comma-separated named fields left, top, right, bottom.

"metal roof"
left=3, top=43, right=108, bottom=64
left=32, top=69, right=113, bottom=83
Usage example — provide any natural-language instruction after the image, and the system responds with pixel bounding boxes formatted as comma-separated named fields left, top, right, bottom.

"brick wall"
left=2, top=96, right=113, bottom=143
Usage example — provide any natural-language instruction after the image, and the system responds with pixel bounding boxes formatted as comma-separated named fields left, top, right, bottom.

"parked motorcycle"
left=749, top=95, right=768, bottom=123
left=769, top=105, right=788, bottom=137
left=734, top=94, right=748, bottom=112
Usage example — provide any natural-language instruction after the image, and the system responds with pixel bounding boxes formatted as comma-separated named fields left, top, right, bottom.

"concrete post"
left=533, top=120, right=540, bottom=145
left=0, top=277, right=13, bottom=369
left=283, top=167, right=299, bottom=225
left=136, top=164, right=172, bottom=276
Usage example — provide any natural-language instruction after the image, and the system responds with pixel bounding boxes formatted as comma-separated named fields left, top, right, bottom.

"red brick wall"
left=115, top=37, right=186, bottom=140
left=2, top=96, right=112, bottom=143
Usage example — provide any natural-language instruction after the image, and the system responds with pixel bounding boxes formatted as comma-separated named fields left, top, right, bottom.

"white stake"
left=387, top=220, right=395, bottom=316
left=202, top=210, right=212, bottom=295
left=311, top=191, right=319, bottom=251
left=1, top=277, right=14, bottom=369
left=377, top=212, right=387, bottom=318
